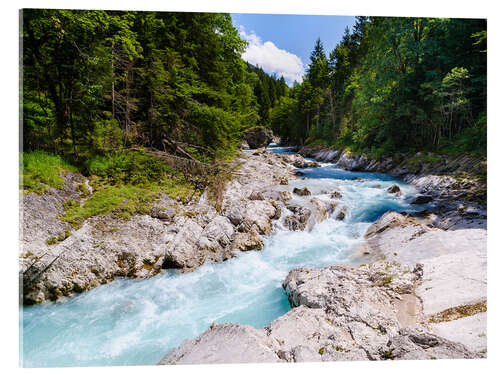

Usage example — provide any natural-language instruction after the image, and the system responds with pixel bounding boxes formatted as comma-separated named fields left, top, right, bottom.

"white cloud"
left=239, top=26, right=304, bottom=85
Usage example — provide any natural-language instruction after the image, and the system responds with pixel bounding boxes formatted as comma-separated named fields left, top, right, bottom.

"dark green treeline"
left=21, top=9, right=286, bottom=159
left=270, top=16, right=487, bottom=155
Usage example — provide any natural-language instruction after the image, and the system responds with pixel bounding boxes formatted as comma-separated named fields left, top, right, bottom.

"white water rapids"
left=21, top=146, right=424, bottom=367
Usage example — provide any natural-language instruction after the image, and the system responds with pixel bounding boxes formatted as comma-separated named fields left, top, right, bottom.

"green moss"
left=382, top=276, right=392, bottom=285
left=76, top=182, right=91, bottom=197
left=427, top=301, right=486, bottom=323
left=383, top=350, right=394, bottom=360
left=21, top=151, right=77, bottom=194
left=60, top=184, right=156, bottom=228
left=46, top=230, right=71, bottom=245
left=406, top=152, right=441, bottom=168
left=60, top=177, right=196, bottom=229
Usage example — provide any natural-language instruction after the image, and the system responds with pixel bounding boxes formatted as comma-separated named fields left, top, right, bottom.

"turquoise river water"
left=20, top=146, right=424, bottom=367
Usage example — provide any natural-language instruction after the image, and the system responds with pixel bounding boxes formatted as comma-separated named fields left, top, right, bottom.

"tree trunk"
left=326, top=88, right=336, bottom=131
left=69, top=87, right=77, bottom=155
left=111, top=43, right=115, bottom=120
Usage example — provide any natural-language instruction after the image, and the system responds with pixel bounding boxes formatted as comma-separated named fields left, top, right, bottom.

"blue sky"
left=231, top=13, right=356, bottom=85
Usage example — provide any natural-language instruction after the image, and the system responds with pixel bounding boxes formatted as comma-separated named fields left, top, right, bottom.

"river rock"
left=238, top=200, right=276, bottom=235
left=327, top=201, right=339, bottom=214
left=248, top=191, right=265, bottom=200
left=231, top=229, right=264, bottom=252
left=224, top=200, right=246, bottom=226
left=158, top=323, right=282, bottom=365
left=21, top=147, right=296, bottom=304
left=260, top=190, right=292, bottom=202
left=22, top=214, right=171, bottom=304
left=306, top=161, right=320, bottom=168
left=387, top=184, right=402, bottom=196
left=162, top=218, right=205, bottom=269
left=361, top=210, right=487, bottom=354
left=335, top=151, right=369, bottom=171
left=199, top=215, right=234, bottom=248
left=379, top=327, right=477, bottom=360
left=411, top=195, right=433, bottom=204
left=330, top=191, right=342, bottom=199
left=283, top=205, right=312, bottom=231
left=245, top=127, right=274, bottom=149
left=293, top=187, right=311, bottom=196
left=364, top=211, right=420, bottom=239
left=317, top=149, right=341, bottom=162
left=150, top=206, right=177, bottom=220
left=308, top=198, right=328, bottom=229
left=336, top=206, right=347, bottom=220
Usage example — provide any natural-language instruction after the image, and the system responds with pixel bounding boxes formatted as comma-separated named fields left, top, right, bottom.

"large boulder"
left=162, top=218, right=205, bottom=269
left=245, top=127, right=274, bottom=149
left=158, top=323, right=282, bottom=365
left=232, top=229, right=264, bottom=251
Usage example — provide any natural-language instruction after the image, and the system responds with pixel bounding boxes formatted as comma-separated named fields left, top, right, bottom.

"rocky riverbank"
left=158, top=147, right=487, bottom=364
left=298, top=145, right=486, bottom=230
left=20, top=149, right=326, bottom=304
left=159, top=212, right=486, bottom=364
left=21, top=144, right=487, bottom=362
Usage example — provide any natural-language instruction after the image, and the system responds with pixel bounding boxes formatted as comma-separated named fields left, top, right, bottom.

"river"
left=20, top=146, right=423, bottom=367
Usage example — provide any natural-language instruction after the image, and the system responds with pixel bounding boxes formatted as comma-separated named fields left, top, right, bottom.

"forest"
left=271, top=16, right=486, bottom=156
left=21, top=11, right=486, bottom=200
left=22, top=9, right=287, bottom=161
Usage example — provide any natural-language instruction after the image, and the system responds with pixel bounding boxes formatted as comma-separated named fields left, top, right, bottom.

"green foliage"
left=60, top=176, right=195, bottom=228
left=271, top=16, right=486, bottom=156
left=22, top=148, right=197, bottom=227
left=60, top=184, right=158, bottom=227
left=92, top=119, right=124, bottom=152
left=22, top=10, right=285, bottom=158
left=84, top=150, right=168, bottom=185
left=46, top=230, right=71, bottom=245
left=21, top=151, right=77, bottom=194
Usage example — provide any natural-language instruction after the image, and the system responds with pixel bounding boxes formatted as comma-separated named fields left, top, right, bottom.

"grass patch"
left=427, top=301, right=486, bottom=324
left=23, top=149, right=206, bottom=227
left=21, top=151, right=78, bottom=194
left=60, top=176, right=196, bottom=228
left=406, top=152, right=441, bottom=167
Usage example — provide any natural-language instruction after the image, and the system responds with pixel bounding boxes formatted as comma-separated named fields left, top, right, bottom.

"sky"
left=231, top=13, right=356, bottom=85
